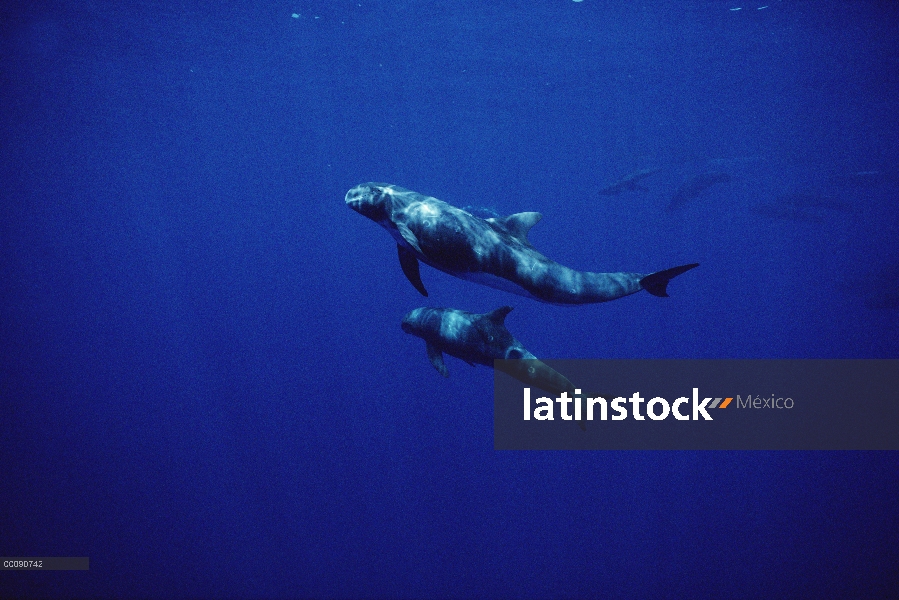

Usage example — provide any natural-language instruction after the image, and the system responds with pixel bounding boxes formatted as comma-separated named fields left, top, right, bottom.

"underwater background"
left=2, top=0, right=898, bottom=597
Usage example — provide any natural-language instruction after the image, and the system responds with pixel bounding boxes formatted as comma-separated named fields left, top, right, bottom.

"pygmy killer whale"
left=599, top=167, right=663, bottom=195
left=402, top=305, right=585, bottom=429
left=668, top=172, right=732, bottom=210
left=346, top=183, right=698, bottom=305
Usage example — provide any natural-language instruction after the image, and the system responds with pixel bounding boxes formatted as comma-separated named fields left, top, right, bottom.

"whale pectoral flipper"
left=640, top=263, right=700, bottom=297
left=397, top=245, right=428, bottom=296
left=396, top=222, right=423, bottom=254
left=426, top=342, right=449, bottom=377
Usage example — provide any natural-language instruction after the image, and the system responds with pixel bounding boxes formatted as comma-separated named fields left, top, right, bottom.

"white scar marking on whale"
left=418, top=202, right=439, bottom=217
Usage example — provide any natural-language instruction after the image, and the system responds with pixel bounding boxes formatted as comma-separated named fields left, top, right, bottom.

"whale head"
left=345, top=182, right=397, bottom=223
left=400, top=307, right=427, bottom=336
left=401, top=307, right=468, bottom=340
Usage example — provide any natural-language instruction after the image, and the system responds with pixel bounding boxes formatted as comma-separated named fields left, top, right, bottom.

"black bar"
left=495, top=359, right=899, bottom=450
left=1, top=557, right=89, bottom=570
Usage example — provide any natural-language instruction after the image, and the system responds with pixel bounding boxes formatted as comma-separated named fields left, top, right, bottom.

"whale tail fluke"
left=640, top=263, right=700, bottom=297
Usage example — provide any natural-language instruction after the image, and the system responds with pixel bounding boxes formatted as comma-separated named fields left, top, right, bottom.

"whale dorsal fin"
left=475, top=306, right=515, bottom=347
left=485, top=306, right=514, bottom=326
left=489, top=212, right=542, bottom=245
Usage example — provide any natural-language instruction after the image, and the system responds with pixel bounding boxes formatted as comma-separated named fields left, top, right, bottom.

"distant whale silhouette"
left=779, top=191, right=853, bottom=212
left=750, top=203, right=824, bottom=224
left=668, top=172, right=732, bottom=210
left=346, top=183, right=699, bottom=305
left=838, top=262, right=899, bottom=310
left=752, top=190, right=857, bottom=223
left=599, top=167, right=663, bottom=195
left=402, top=305, right=585, bottom=429
left=827, top=170, right=896, bottom=189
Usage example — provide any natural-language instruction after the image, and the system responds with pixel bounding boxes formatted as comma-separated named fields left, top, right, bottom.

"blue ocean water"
left=2, top=0, right=898, bottom=597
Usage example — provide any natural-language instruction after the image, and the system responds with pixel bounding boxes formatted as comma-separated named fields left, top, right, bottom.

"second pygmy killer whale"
left=402, top=305, right=585, bottom=429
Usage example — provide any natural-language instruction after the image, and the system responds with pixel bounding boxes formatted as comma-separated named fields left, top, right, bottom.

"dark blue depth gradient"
left=2, top=1, right=898, bottom=597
